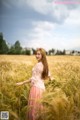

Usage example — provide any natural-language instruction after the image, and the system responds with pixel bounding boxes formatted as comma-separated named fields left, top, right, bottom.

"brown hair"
left=36, top=48, right=49, bottom=80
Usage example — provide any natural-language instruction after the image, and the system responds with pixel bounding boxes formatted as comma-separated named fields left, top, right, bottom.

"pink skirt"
left=27, top=86, right=44, bottom=120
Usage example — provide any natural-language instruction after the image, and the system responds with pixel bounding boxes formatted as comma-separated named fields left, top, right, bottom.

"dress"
left=27, top=62, right=50, bottom=120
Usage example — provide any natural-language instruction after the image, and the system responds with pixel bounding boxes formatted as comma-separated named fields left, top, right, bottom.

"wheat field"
left=0, top=55, right=80, bottom=120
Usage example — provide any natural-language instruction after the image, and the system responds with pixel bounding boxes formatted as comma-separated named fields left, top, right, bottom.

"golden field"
left=0, top=55, right=80, bottom=120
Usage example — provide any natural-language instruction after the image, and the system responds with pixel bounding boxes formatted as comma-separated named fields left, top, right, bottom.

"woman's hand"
left=49, top=76, right=55, bottom=81
left=15, top=82, right=24, bottom=86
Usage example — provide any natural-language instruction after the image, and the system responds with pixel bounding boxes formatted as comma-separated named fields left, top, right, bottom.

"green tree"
left=14, top=40, right=22, bottom=54
left=0, top=32, right=9, bottom=54
left=8, top=40, right=22, bottom=54
left=8, top=46, right=15, bottom=54
left=56, top=50, right=62, bottom=55
left=25, top=49, right=31, bottom=55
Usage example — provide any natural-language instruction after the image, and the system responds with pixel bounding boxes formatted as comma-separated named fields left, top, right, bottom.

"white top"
left=30, top=62, right=50, bottom=91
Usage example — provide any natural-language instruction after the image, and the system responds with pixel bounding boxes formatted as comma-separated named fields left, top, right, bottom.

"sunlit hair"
left=36, top=48, right=49, bottom=80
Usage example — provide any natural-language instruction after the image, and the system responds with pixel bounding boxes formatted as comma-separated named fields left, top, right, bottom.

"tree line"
left=0, top=32, right=36, bottom=55
left=0, top=32, right=80, bottom=55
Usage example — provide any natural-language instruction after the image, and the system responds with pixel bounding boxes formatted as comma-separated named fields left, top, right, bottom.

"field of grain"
left=0, top=55, right=80, bottom=120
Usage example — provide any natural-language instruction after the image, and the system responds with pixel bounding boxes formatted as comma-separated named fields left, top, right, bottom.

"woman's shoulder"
left=35, top=62, right=43, bottom=69
left=36, top=61, right=43, bottom=66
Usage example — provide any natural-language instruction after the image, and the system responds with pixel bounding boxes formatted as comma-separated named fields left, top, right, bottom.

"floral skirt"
left=27, top=86, right=44, bottom=120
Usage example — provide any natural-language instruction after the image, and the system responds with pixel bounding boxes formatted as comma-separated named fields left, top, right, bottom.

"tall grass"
left=0, top=55, right=80, bottom=120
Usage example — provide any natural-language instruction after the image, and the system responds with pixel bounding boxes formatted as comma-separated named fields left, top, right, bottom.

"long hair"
left=36, top=48, right=49, bottom=80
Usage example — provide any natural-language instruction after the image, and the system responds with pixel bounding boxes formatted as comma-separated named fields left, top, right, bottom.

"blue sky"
left=0, top=0, right=80, bottom=51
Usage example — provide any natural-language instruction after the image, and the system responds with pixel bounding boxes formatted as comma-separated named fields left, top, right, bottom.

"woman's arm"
left=48, top=71, right=55, bottom=81
left=16, top=79, right=31, bottom=86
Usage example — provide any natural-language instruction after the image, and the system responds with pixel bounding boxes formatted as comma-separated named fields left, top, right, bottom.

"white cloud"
left=26, top=0, right=80, bottom=23
left=20, top=21, right=74, bottom=50
left=26, top=0, right=49, bottom=14
left=22, top=20, right=80, bottom=50
left=65, top=7, right=80, bottom=25
left=3, top=0, right=80, bottom=24
left=71, top=38, right=80, bottom=48
left=33, top=21, right=55, bottom=31
left=26, top=21, right=55, bottom=50
left=26, top=0, right=68, bottom=21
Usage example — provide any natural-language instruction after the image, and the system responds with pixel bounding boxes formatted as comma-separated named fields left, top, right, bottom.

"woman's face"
left=36, top=50, right=42, bottom=62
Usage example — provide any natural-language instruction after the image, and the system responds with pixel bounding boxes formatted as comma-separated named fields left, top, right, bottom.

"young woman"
left=16, top=48, right=53, bottom=120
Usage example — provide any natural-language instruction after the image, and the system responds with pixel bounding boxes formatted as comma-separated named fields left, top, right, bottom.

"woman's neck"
left=38, top=60, right=41, bottom=63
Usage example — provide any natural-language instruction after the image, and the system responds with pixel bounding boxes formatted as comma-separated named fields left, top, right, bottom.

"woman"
left=16, top=48, right=53, bottom=120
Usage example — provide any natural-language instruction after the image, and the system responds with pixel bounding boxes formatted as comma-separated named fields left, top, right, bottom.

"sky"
left=0, top=0, right=80, bottom=51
